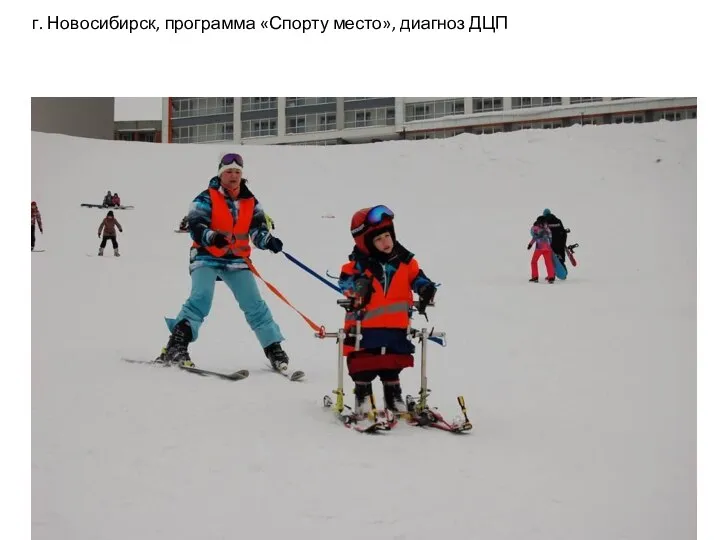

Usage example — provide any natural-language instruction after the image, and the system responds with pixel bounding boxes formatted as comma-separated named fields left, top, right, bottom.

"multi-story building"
left=161, top=97, right=697, bottom=145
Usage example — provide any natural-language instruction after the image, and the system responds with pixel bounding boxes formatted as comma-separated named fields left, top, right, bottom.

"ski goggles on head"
left=219, top=153, right=243, bottom=168
left=365, top=205, right=394, bottom=226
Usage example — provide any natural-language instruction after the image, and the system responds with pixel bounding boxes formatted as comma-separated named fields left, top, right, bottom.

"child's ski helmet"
left=350, top=205, right=396, bottom=255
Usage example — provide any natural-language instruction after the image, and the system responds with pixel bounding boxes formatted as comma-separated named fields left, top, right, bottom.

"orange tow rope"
left=243, top=257, right=324, bottom=333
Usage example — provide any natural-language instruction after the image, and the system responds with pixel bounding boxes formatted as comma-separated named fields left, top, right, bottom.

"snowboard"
left=552, top=253, right=568, bottom=280
left=566, top=243, right=579, bottom=267
left=81, top=203, right=134, bottom=210
left=31, top=249, right=45, bottom=253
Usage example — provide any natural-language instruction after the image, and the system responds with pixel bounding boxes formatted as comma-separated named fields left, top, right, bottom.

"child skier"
left=338, top=205, right=437, bottom=419
left=98, top=210, right=123, bottom=256
left=527, top=215, right=555, bottom=283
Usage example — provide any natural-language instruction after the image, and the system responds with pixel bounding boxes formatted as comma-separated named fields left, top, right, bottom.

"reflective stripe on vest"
left=192, top=188, right=254, bottom=258
left=345, top=301, right=411, bottom=323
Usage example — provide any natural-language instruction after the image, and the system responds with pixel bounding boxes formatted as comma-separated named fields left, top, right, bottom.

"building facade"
left=161, top=97, right=697, bottom=146
left=32, top=97, right=115, bottom=140
left=114, top=120, right=162, bottom=142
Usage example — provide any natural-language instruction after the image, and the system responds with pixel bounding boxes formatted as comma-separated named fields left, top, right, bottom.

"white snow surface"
left=31, top=121, right=696, bottom=540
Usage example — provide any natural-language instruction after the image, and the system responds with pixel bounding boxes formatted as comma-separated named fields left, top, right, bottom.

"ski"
left=121, top=358, right=249, bottom=381
left=180, top=365, right=250, bottom=381
left=266, top=364, right=305, bottom=381
left=351, top=419, right=390, bottom=434
left=341, top=411, right=396, bottom=434
left=31, top=249, right=46, bottom=253
left=404, top=395, right=473, bottom=434
left=323, top=395, right=397, bottom=433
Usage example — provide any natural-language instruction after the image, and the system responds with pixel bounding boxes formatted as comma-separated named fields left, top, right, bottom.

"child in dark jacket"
left=338, top=205, right=437, bottom=418
left=98, top=210, right=123, bottom=256
left=527, top=216, right=555, bottom=282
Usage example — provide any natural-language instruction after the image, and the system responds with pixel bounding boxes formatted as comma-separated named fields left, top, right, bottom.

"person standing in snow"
left=31, top=201, right=43, bottom=251
left=338, top=205, right=438, bottom=418
left=527, top=215, right=555, bottom=283
left=156, top=153, right=289, bottom=371
left=98, top=210, right=123, bottom=256
left=536, top=208, right=568, bottom=269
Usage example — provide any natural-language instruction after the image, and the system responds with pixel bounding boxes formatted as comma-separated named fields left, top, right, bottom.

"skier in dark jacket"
left=537, top=208, right=567, bottom=268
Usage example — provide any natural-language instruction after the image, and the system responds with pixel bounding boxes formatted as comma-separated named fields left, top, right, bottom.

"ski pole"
left=282, top=251, right=341, bottom=293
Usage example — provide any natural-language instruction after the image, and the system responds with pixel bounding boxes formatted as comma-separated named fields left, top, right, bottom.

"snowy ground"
left=31, top=120, right=696, bottom=540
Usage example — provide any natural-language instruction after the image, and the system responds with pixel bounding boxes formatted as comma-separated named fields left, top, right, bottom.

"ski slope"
left=31, top=120, right=696, bottom=540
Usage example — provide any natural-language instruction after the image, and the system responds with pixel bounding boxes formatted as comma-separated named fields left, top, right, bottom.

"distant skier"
left=102, top=191, right=113, bottom=208
left=536, top=208, right=568, bottom=269
left=31, top=201, right=43, bottom=251
left=527, top=215, right=555, bottom=283
left=337, top=205, right=438, bottom=419
left=97, top=210, right=123, bottom=256
left=155, top=153, right=288, bottom=371
left=111, top=193, right=121, bottom=207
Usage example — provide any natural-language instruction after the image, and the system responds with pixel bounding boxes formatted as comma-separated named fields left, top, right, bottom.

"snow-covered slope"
left=31, top=120, right=696, bottom=540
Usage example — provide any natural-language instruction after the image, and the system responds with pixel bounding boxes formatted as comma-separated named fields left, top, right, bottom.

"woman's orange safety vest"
left=193, top=188, right=254, bottom=258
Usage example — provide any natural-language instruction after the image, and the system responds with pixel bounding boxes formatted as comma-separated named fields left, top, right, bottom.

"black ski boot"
left=157, top=320, right=194, bottom=367
left=354, top=382, right=373, bottom=419
left=382, top=381, right=408, bottom=414
left=264, top=342, right=289, bottom=372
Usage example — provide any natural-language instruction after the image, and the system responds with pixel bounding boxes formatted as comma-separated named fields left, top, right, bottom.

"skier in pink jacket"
left=527, top=216, right=556, bottom=283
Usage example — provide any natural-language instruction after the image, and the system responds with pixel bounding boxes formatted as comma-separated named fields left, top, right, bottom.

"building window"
left=241, top=119, right=277, bottom=137
left=513, top=121, right=560, bottom=131
left=411, top=104, right=431, bottom=120
left=343, top=107, right=395, bottom=128
left=654, top=109, right=695, bottom=121
left=286, top=97, right=336, bottom=108
left=241, top=97, right=278, bottom=112
left=612, top=113, right=644, bottom=124
left=569, top=97, right=603, bottom=104
left=171, top=98, right=234, bottom=119
left=287, top=115, right=307, bottom=134
left=172, top=122, right=233, bottom=143
left=285, top=112, right=337, bottom=134
left=355, top=111, right=371, bottom=127
left=471, top=126, right=502, bottom=135
left=318, top=112, right=337, bottom=131
left=406, top=129, right=464, bottom=140
left=573, top=116, right=604, bottom=125
left=511, top=97, right=562, bottom=109
left=472, top=97, right=503, bottom=113
left=405, top=99, right=465, bottom=121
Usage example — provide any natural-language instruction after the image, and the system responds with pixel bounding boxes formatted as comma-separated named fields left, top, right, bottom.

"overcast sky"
left=114, top=97, right=163, bottom=121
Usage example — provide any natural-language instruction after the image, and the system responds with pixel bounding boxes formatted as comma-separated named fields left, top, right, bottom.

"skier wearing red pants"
left=527, top=216, right=555, bottom=283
